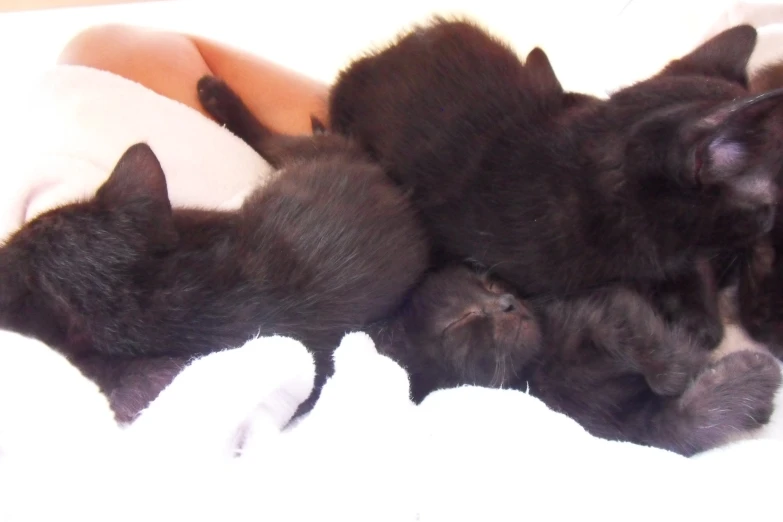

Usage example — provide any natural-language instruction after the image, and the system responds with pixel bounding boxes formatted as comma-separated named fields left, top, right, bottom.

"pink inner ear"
left=708, top=137, right=745, bottom=172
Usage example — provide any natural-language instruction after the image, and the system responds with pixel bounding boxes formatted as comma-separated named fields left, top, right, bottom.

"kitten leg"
left=197, top=75, right=286, bottom=167
left=646, top=350, right=781, bottom=456
left=197, top=75, right=363, bottom=167
left=640, top=259, right=724, bottom=350
left=581, top=287, right=708, bottom=396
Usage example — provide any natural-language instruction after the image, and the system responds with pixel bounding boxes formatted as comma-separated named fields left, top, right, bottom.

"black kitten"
left=194, top=68, right=779, bottom=454
left=329, top=19, right=783, bottom=348
left=372, top=265, right=781, bottom=456
left=728, top=61, right=783, bottom=359
left=368, top=265, right=542, bottom=402
left=0, top=119, right=428, bottom=417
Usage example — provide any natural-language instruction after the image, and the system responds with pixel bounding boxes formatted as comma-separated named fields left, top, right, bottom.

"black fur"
left=370, top=264, right=542, bottom=401
left=329, top=19, right=783, bottom=348
left=632, top=256, right=723, bottom=349
left=0, top=123, right=428, bottom=418
left=729, top=61, right=783, bottom=359
left=371, top=265, right=780, bottom=456
left=195, top=67, right=780, bottom=454
left=197, top=76, right=348, bottom=169
left=75, top=353, right=190, bottom=423
left=737, top=229, right=783, bottom=359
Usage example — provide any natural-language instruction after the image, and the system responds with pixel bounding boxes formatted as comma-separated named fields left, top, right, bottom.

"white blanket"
left=1, top=329, right=782, bottom=522
left=3, top=12, right=783, bottom=520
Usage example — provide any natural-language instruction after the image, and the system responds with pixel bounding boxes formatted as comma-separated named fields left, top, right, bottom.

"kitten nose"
left=498, top=294, right=516, bottom=313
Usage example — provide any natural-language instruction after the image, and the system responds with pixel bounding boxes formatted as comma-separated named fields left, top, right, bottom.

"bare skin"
left=57, top=23, right=329, bottom=135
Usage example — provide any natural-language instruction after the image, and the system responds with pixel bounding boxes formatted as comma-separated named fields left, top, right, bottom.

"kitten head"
left=0, top=143, right=177, bottom=355
left=402, top=264, right=541, bottom=391
left=609, top=26, right=783, bottom=247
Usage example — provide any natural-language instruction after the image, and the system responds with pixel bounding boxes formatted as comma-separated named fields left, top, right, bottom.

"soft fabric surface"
left=1, top=329, right=782, bottom=522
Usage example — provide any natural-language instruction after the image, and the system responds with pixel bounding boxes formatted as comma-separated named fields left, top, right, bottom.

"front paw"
left=678, top=312, right=725, bottom=350
left=679, top=350, right=781, bottom=440
left=643, top=333, right=706, bottom=397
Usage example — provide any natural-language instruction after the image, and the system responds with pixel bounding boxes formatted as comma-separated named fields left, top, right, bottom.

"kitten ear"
left=525, top=47, right=563, bottom=96
left=662, top=25, right=757, bottom=85
left=96, top=143, right=172, bottom=216
left=310, top=115, right=328, bottom=135
left=686, top=87, right=783, bottom=186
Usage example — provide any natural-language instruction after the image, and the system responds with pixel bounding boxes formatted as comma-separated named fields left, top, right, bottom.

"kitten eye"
left=444, top=311, right=480, bottom=335
left=485, top=280, right=504, bottom=294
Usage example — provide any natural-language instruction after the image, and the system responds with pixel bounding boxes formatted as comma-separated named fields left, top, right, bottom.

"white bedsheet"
left=1, top=329, right=782, bottom=522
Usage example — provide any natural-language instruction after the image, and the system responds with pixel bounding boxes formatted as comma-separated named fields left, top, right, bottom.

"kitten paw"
left=679, top=313, right=724, bottom=350
left=638, top=324, right=707, bottom=397
left=676, top=350, right=781, bottom=452
left=645, top=354, right=700, bottom=397
left=196, top=75, right=237, bottom=125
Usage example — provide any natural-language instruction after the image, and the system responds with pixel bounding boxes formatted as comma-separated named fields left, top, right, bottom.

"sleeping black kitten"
left=372, top=264, right=780, bottom=456
left=328, top=19, right=783, bottom=349
left=368, top=264, right=541, bottom=402
left=0, top=123, right=428, bottom=416
left=729, top=60, right=783, bottom=359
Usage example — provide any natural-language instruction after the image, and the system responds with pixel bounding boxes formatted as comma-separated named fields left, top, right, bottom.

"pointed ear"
left=96, top=143, right=172, bottom=216
left=662, top=25, right=757, bottom=85
left=687, top=87, right=783, bottom=186
left=525, top=47, right=563, bottom=96
left=310, top=115, right=328, bottom=135
left=96, top=143, right=178, bottom=248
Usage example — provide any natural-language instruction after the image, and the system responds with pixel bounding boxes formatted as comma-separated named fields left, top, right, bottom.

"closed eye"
left=482, top=280, right=504, bottom=294
left=443, top=311, right=480, bottom=337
